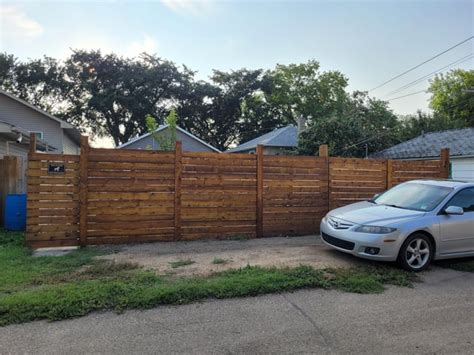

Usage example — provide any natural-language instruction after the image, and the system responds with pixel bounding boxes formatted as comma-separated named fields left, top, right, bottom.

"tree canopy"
left=0, top=51, right=472, bottom=155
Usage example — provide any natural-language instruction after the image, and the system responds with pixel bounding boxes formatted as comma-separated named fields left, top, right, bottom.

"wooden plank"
left=28, top=193, right=78, bottom=201
left=183, top=152, right=254, bottom=160
left=27, top=239, right=79, bottom=248
left=79, top=136, right=89, bottom=246
left=88, top=154, right=174, bottom=163
left=174, top=141, right=182, bottom=240
left=28, top=185, right=79, bottom=193
left=29, top=153, right=80, bottom=162
left=319, top=144, right=328, bottom=158
left=87, top=192, right=174, bottom=201
left=440, top=148, right=450, bottom=179
left=27, top=201, right=79, bottom=209
left=256, top=145, right=264, bottom=238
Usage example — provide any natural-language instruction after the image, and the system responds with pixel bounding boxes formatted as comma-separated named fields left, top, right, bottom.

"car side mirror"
left=372, top=193, right=381, bottom=200
left=444, top=206, right=464, bottom=215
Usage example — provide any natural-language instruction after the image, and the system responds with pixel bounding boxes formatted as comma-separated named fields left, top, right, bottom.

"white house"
left=372, top=127, right=474, bottom=182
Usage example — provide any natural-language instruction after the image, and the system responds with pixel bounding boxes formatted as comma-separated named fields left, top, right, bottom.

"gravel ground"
left=98, top=235, right=364, bottom=276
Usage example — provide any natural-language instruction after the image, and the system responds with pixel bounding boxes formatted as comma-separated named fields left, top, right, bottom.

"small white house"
left=372, top=127, right=474, bottom=182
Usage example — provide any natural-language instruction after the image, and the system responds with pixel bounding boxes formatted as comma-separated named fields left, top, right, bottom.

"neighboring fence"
left=0, top=155, right=27, bottom=226
left=25, top=134, right=450, bottom=248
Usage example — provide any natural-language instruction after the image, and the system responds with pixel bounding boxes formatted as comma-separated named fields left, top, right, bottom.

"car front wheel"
left=398, top=233, right=433, bottom=272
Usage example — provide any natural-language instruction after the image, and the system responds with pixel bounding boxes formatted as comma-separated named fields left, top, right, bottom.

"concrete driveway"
left=1, top=267, right=473, bottom=354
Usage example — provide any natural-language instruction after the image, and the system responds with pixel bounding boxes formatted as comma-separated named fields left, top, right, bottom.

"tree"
left=177, top=69, right=266, bottom=150
left=0, top=53, right=69, bottom=114
left=145, top=109, right=178, bottom=151
left=298, top=92, right=399, bottom=157
left=266, top=60, right=349, bottom=124
left=428, top=69, right=474, bottom=126
left=64, top=50, right=192, bottom=146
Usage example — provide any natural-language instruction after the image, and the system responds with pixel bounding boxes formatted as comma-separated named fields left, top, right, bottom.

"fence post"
left=319, top=145, right=329, bottom=213
left=440, top=148, right=450, bottom=179
left=256, top=145, right=264, bottom=238
left=174, top=141, right=182, bottom=240
left=386, top=159, right=393, bottom=189
left=79, top=136, right=89, bottom=246
left=29, top=133, right=37, bottom=155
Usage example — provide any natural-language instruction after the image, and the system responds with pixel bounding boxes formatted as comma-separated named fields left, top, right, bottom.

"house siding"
left=121, top=128, right=216, bottom=152
left=0, top=94, right=64, bottom=152
left=452, top=157, right=474, bottom=182
left=63, top=132, right=80, bottom=154
left=230, top=146, right=294, bottom=155
left=0, top=137, right=29, bottom=158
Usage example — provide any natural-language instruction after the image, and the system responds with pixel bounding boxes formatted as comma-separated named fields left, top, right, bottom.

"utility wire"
left=387, top=90, right=426, bottom=101
left=385, top=53, right=474, bottom=97
left=369, top=36, right=474, bottom=92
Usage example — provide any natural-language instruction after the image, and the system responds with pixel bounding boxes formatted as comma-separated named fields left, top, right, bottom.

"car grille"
left=327, top=217, right=353, bottom=230
left=322, top=232, right=355, bottom=251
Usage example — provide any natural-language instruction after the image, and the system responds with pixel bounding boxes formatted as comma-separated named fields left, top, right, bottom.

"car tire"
left=397, top=233, right=434, bottom=272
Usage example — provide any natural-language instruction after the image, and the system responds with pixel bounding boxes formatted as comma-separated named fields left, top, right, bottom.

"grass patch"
left=212, top=257, right=230, bottom=265
left=436, top=258, right=474, bottom=272
left=0, top=229, right=416, bottom=326
left=169, top=259, right=195, bottom=268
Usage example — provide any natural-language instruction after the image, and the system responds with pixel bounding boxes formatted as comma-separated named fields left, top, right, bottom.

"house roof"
left=226, top=125, right=298, bottom=153
left=0, top=89, right=81, bottom=146
left=117, top=124, right=221, bottom=152
left=371, top=127, right=474, bottom=159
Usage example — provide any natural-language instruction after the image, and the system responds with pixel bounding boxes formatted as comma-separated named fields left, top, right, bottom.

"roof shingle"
left=227, top=125, right=297, bottom=153
left=371, top=127, right=474, bottom=159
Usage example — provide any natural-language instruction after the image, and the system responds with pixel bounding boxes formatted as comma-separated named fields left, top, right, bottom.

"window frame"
left=438, top=187, right=474, bottom=214
left=29, top=131, right=44, bottom=140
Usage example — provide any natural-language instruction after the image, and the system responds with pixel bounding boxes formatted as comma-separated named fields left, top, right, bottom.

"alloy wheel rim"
left=406, top=238, right=430, bottom=269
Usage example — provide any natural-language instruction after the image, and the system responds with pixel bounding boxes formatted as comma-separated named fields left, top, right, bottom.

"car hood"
left=329, top=201, right=425, bottom=226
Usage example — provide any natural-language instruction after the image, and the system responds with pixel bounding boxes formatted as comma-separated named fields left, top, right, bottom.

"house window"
left=29, top=131, right=44, bottom=140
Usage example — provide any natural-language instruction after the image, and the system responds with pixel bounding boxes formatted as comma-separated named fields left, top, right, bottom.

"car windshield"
left=374, top=183, right=453, bottom=212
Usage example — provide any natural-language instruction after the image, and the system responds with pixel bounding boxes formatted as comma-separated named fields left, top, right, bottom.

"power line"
left=338, top=126, right=400, bottom=154
left=369, top=36, right=474, bottom=92
left=385, top=53, right=474, bottom=97
left=387, top=90, right=426, bottom=101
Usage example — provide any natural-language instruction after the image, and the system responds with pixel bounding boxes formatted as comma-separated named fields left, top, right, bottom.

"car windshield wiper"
left=383, top=203, right=409, bottom=210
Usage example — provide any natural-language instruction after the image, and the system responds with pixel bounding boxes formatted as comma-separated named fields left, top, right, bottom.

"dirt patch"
left=98, top=235, right=363, bottom=276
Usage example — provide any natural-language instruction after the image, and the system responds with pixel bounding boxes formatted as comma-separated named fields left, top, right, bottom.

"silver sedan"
left=320, top=180, right=474, bottom=272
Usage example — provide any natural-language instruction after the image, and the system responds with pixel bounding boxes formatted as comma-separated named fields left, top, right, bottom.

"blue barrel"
left=4, top=194, right=27, bottom=231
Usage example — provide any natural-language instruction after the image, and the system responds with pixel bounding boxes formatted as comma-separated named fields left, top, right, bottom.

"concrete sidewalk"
left=1, top=267, right=473, bottom=354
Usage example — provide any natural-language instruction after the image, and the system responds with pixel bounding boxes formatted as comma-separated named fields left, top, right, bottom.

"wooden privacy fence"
left=25, top=135, right=450, bottom=248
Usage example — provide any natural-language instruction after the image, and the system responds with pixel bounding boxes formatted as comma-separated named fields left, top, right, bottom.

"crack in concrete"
left=281, top=294, right=331, bottom=348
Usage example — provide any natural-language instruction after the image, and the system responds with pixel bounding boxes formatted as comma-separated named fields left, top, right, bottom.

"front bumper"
left=320, top=217, right=402, bottom=261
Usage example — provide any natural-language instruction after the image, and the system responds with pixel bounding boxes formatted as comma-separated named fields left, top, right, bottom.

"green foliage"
left=0, top=229, right=416, bottom=326
left=0, top=230, right=107, bottom=293
left=169, top=259, right=195, bottom=268
left=3, top=51, right=470, bottom=154
left=298, top=92, right=400, bottom=157
left=436, top=258, right=474, bottom=272
left=428, top=69, right=474, bottom=126
left=145, top=109, right=178, bottom=151
left=212, top=257, right=230, bottom=265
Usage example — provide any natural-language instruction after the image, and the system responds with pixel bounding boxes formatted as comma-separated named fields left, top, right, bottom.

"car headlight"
left=355, top=225, right=397, bottom=234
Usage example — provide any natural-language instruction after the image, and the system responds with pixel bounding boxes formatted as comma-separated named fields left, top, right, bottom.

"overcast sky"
left=1, top=0, right=473, bottom=140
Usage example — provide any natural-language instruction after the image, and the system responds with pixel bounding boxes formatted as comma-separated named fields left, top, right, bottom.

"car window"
left=445, top=188, right=474, bottom=213
left=374, top=183, right=453, bottom=212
